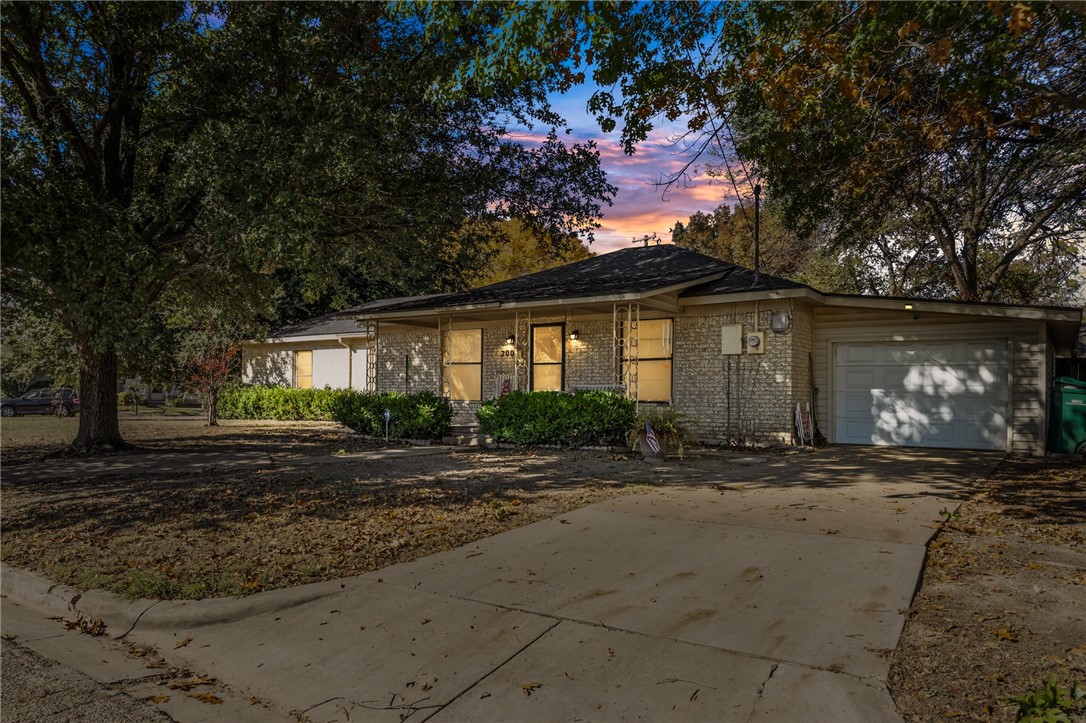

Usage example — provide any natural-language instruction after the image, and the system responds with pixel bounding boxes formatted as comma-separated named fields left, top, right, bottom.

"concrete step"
left=442, top=433, right=493, bottom=447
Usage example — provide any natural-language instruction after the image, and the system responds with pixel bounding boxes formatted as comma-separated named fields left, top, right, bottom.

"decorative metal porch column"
left=438, top=316, right=452, bottom=396
left=613, top=303, right=640, bottom=408
left=365, top=321, right=378, bottom=392
left=513, top=310, right=531, bottom=392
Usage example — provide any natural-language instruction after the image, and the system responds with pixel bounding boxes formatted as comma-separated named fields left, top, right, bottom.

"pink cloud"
left=506, top=94, right=751, bottom=255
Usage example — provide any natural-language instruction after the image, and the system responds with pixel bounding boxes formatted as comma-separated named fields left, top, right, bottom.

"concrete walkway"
left=2, top=448, right=1001, bottom=722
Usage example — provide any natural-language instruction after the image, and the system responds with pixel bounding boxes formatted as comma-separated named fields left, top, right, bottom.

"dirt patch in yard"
left=889, top=456, right=1086, bottom=722
left=1, top=430, right=683, bottom=599
left=0, top=416, right=347, bottom=466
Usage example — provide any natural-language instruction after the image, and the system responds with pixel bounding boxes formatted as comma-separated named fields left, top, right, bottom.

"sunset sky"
left=541, top=85, right=740, bottom=254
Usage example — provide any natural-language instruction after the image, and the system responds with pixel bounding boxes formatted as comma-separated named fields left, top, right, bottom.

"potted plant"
left=628, top=406, right=690, bottom=460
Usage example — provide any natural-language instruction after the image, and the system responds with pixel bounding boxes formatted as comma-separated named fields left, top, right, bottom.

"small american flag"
left=644, top=420, right=660, bottom=454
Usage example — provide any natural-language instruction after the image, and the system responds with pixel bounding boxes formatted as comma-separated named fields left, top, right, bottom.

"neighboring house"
left=336, top=244, right=1081, bottom=455
left=242, top=312, right=373, bottom=391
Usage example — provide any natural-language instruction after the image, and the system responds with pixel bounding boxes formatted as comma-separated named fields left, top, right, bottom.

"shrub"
left=216, top=386, right=352, bottom=421
left=629, top=406, right=691, bottom=459
left=331, top=390, right=452, bottom=440
left=477, top=391, right=635, bottom=447
left=216, top=386, right=452, bottom=440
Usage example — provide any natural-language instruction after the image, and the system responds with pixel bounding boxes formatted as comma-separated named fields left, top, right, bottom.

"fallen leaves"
left=174, top=637, right=193, bottom=649
left=521, top=682, right=542, bottom=696
left=168, top=675, right=216, bottom=691
left=64, top=616, right=107, bottom=637
left=189, top=691, right=223, bottom=705
left=2, top=439, right=635, bottom=602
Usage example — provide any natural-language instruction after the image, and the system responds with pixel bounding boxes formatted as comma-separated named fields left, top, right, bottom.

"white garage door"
left=834, top=340, right=1008, bottom=451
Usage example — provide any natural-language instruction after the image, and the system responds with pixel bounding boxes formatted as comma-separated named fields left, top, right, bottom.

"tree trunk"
left=69, top=336, right=128, bottom=453
left=207, top=387, right=219, bottom=427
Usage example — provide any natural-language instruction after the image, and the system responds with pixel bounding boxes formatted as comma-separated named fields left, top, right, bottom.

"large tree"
left=419, top=1, right=1085, bottom=304
left=2, top=2, right=613, bottom=452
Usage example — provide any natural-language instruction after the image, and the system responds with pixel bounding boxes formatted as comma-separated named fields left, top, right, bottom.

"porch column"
left=613, top=303, right=640, bottom=407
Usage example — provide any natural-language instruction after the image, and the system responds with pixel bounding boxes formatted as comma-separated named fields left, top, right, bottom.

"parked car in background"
left=0, top=388, right=80, bottom=417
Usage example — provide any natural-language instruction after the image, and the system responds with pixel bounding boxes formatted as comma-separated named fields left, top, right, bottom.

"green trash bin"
left=1049, top=377, right=1086, bottom=455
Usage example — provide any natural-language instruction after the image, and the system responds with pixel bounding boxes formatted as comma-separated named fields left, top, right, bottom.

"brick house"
left=314, top=245, right=1077, bottom=454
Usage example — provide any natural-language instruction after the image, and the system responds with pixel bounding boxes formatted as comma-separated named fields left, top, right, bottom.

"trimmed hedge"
left=331, top=390, right=452, bottom=440
left=477, top=391, right=635, bottom=447
left=217, top=386, right=452, bottom=440
left=216, top=386, right=351, bottom=421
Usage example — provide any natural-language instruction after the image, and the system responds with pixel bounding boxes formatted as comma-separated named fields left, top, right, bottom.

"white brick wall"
left=374, top=305, right=811, bottom=441
left=673, top=304, right=809, bottom=445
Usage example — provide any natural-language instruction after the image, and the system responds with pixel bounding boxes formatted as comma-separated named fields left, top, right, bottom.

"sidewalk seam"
left=421, top=618, right=562, bottom=721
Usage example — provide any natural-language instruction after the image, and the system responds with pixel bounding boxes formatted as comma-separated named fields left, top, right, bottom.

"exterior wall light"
left=904, top=304, right=914, bottom=311
left=769, top=312, right=791, bottom=333
left=569, top=330, right=580, bottom=341
left=506, top=335, right=515, bottom=345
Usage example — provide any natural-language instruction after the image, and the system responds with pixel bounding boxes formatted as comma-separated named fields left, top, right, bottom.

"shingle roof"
left=345, top=245, right=801, bottom=316
left=679, top=265, right=806, bottom=297
left=269, top=312, right=366, bottom=338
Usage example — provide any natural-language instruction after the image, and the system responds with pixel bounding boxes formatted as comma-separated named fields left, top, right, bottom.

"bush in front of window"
left=331, top=390, right=452, bottom=440
left=476, top=391, right=635, bottom=447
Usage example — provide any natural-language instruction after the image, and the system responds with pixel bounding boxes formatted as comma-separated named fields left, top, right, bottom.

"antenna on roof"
left=753, top=184, right=761, bottom=287
left=633, top=232, right=661, bottom=247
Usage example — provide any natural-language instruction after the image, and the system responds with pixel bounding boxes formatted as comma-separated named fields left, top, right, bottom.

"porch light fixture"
left=506, top=335, right=515, bottom=345
left=904, top=303, right=914, bottom=311
left=569, top=330, right=580, bottom=341
left=769, top=312, right=791, bottom=334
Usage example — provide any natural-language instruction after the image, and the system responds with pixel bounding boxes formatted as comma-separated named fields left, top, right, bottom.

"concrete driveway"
left=7, top=447, right=1001, bottom=722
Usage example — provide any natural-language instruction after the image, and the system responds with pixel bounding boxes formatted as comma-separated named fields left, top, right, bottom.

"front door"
left=530, top=324, right=565, bottom=392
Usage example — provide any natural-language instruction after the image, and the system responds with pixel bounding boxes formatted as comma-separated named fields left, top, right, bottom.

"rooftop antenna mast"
left=753, top=183, right=761, bottom=286
left=633, top=232, right=661, bottom=248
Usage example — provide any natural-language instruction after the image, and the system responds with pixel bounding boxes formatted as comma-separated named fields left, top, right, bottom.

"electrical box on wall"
left=746, top=331, right=766, bottom=354
left=721, top=324, right=743, bottom=355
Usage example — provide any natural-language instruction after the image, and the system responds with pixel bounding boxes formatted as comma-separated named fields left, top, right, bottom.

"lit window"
left=531, top=324, right=564, bottom=391
left=627, top=319, right=672, bottom=403
left=445, top=329, right=482, bottom=400
left=295, top=350, right=313, bottom=389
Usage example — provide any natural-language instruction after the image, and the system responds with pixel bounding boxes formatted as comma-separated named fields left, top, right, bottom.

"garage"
left=834, top=339, right=1009, bottom=451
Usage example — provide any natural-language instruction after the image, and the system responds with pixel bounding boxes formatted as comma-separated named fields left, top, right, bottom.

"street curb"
left=2, top=562, right=353, bottom=639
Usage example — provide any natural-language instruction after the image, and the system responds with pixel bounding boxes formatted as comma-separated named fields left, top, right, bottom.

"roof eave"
left=820, top=294, right=1083, bottom=323
left=345, top=271, right=728, bottom=321
left=679, top=287, right=818, bottom=306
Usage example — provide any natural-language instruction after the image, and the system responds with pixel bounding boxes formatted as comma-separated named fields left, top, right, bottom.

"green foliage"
left=420, top=2, right=1086, bottom=304
left=0, top=301, right=78, bottom=398
left=628, top=406, right=691, bottom=459
left=217, top=386, right=352, bottom=422
left=477, top=391, right=635, bottom=447
left=1, top=2, right=613, bottom=449
left=117, top=390, right=147, bottom=410
left=331, top=390, right=453, bottom=440
left=459, top=219, right=595, bottom=288
left=1008, top=677, right=1085, bottom=723
left=216, top=386, right=453, bottom=440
